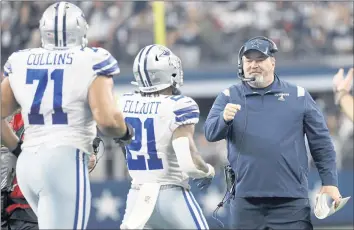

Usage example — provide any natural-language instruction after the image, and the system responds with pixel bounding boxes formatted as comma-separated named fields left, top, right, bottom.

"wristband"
left=11, top=140, right=23, bottom=157
left=119, top=122, right=134, bottom=141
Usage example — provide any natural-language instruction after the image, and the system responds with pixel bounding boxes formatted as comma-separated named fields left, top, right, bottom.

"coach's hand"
left=320, top=185, right=342, bottom=208
left=223, top=103, right=241, bottom=123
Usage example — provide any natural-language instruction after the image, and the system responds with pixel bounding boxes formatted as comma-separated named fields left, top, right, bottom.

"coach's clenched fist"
left=223, top=103, right=241, bottom=122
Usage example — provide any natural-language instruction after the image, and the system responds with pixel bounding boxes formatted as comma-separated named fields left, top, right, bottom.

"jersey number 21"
left=125, top=117, right=163, bottom=170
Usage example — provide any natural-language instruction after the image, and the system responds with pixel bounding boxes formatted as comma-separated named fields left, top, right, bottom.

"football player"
left=0, top=2, right=133, bottom=229
left=1, top=112, right=98, bottom=230
left=119, top=44, right=214, bottom=229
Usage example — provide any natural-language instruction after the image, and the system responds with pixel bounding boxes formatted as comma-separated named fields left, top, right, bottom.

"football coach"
left=204, top=36, right=342, bottom=229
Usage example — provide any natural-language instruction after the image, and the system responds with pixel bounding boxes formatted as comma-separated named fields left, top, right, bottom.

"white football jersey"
left=119, top=93, right=200, bottom=188
left=3, top=47, right=120, bottom=153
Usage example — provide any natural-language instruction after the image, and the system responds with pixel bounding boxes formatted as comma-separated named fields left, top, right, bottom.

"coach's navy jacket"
left=204, top=77, right=338, bottom=198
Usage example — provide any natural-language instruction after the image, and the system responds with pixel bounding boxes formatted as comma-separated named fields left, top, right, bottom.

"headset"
left=237, top=36, right=278, bottom=82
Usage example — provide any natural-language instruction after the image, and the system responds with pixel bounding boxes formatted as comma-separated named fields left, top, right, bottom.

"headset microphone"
left=239, top=76, right=256, bottom=82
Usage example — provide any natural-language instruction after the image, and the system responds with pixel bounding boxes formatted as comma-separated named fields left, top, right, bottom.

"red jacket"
left=9, top=113, right=24, bottom=139
left=5, top=177, right=31, bottom=215
left=5, top=113, right=34, bottom=219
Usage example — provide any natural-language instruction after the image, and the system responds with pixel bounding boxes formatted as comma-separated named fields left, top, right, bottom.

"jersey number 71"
left=26, top=69, right=68, bottom=125
left=124, top=117, right=163, bottom=170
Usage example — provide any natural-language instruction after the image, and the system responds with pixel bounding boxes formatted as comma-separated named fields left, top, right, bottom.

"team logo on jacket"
left=274, top=93, right=289, bottom=101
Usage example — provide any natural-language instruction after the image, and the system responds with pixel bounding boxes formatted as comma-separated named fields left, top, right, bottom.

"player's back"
left=5, top=46, right=119, bottom=153
left=120, top=93, right=200, bottom=187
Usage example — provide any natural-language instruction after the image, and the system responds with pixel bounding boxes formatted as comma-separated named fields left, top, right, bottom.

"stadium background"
left=1, top=1, right=353, bottom=229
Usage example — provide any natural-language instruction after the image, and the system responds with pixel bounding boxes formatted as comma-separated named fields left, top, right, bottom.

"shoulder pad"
left=87, top=47, right=120, bottom=76
left=172, top=96, right=200, bottom=126
left=14, top=48, right=33, bottom=53
left=3, top=52, right=16, bottom=77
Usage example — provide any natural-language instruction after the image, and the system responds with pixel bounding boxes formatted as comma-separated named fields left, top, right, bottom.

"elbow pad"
left=172, top=137, right=208, bottom=179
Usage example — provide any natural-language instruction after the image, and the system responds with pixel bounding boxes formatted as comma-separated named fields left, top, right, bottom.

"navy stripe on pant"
left=73, top=150, right=87, bottom=230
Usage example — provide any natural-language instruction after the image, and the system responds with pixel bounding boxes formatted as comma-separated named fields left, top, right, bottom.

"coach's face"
left=242, top=50, right=275, bottom=88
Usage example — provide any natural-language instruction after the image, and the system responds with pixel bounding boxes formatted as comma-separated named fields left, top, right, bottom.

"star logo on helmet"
left=159, top=49, right=170, bottom=57
left=250, top=40, right=262, bottom=48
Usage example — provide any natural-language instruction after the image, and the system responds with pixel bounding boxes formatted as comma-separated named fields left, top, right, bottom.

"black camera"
left=224, top=165, right=236, bottom=198
left=212, top=165, right=237, bottom=228
left=92, top=136, right=102, bottom=154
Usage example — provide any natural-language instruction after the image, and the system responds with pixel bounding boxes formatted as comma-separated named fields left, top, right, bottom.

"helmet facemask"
left=132, top=45, right=184, bottom=93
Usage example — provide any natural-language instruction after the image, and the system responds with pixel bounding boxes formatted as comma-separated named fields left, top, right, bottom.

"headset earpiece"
left=269, top=40, right=278, bottom=53
left=237, top=45, right=245, bottom=79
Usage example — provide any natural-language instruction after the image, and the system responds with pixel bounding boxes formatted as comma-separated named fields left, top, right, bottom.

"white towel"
left=314, top=193, right=351, bottom=219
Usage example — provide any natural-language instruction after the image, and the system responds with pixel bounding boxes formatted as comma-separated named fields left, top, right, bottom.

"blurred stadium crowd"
left=1, top=1, right=353, bottom=181
left=1, top=1, right=353, bottom=68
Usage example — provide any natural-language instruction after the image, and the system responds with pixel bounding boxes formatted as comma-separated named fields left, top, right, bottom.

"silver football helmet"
left=132, top=44, right=183, bottom=93
left=39, top=1, right=89, bottom=50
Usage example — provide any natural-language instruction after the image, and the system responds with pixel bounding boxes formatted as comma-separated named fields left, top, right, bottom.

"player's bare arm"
left=1, top=120, right=19, bottom=150
left=88, top=76, right=127, bottom=137
left=1, top=78, right=19, bottom=119
left=1, top=78, right=20, bottom=150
